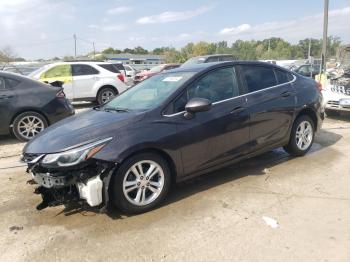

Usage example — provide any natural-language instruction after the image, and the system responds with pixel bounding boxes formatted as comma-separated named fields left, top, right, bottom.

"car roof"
left=170, top=61, right=290, bottom=74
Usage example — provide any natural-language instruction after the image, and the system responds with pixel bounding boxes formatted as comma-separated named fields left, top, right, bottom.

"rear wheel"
left=111, top=153, right=171, bottom=214
left=12, top=112, right=48, bottom=141
left=97, top=87, right=116, bottom=105
left=284, top=115, right=314, bottom=156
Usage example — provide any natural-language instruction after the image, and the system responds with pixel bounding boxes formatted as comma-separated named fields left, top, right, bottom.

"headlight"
left=41, top=137, right=113, bottom=168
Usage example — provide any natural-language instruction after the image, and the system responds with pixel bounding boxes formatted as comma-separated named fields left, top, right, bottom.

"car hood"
left=23, top=109, right=146, bottom=154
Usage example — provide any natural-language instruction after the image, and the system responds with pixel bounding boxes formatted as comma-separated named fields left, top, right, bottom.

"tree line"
left=101, top=36, right=342, bottom=63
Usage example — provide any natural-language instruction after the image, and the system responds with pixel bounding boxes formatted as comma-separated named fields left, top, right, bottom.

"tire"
left=111, top=152, right=171, bottom=214
left=12, top=111, right=48, bottom=142
left=325, top=109, right=340, bottom=117
left=284, top=115, right=315, bottom=157
left=97, top=87, right=116, bottom=105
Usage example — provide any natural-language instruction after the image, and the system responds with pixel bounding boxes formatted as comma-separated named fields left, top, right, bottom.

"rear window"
left=72, top=64, right=99, bottom=76
left=241, top=65, right=277, bottom=92
left=275, top=70, right=290, bottom=84
left=98, top=64, right=120, bottom=73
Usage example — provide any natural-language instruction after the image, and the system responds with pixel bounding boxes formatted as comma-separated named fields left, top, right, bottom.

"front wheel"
left=111, top=153, right=171, bottom=214
left=284, top=115, right=315, bottom=156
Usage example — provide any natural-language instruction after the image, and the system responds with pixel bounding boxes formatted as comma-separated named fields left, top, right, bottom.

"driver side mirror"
left=184, top=98, right=212, bottom=119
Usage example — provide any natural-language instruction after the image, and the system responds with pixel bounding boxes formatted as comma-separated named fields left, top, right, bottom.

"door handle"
left=0, top=95, right=13, bottom=99
left=281, top=91, right=293, bottom=97
left=230, top=106, right=246, bottom=114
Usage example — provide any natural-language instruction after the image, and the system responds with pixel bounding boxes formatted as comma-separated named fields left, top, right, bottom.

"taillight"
left=316, top=82, right=323, bottom=91
left=56, top=90, right=66, bottom=98
left=118, top=74, right=124, bottom=82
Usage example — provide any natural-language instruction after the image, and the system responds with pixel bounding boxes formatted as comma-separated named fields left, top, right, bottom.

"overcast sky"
left=1, top=0, right=349, bottom=59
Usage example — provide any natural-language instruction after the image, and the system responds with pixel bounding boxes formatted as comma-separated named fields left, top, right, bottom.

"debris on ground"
left=262, top=216, right=279, bottom=228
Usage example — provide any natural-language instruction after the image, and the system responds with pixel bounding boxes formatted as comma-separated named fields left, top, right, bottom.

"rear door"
left=0, top=77, right=18, bottom=134
left=71, top=64, right=100, bottom=99
left=239, top=64, right=296, bottom=151
left=164, top=66, right=250, bottom=176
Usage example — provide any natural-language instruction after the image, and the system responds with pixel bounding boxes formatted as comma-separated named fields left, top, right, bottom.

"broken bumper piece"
left=26, top=161, right=115, bottom=211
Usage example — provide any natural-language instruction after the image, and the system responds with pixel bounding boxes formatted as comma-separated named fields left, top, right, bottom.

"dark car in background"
left=294, top=64, right=321, bottom=78
left=134, top=63, right=181, bottom=84
left=181, top=54, right=236, bottom=67
left=22, top=61, right=323, bottom=214
left=0, top=72, right=74, bottom=141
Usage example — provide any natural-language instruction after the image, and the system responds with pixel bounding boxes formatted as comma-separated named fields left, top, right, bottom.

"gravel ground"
left=0, top=110, right=350, bottom=262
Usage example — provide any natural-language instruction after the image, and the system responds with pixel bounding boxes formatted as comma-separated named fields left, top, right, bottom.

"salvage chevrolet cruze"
left=22, top=61, right=324, bottom=214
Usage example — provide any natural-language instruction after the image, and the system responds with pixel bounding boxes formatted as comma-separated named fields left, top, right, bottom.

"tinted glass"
left=6, top=78, right=20, bottom=88
left=114, top=64, right=125, bottom=71
left=0, top=77, right=5, bottom=89
left=43, top=65, right=71, bottom=78
left=241, top=65, right=277, bottom=92
left=72, top=64, right=99, bottom=76
left=168, top=67, right=239, bottom=114
left=103, top=72, right=195, bottom=111
left=206, top=57, right=219, bottom=63
left=275, top=70, right=290, bottom=84
left=219, top=56, right=234, bottom=62
left=297, top=65, right=310, bottom=75
left=98, top=64, right=120, bottom=73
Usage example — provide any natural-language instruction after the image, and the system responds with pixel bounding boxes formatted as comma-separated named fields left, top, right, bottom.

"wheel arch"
left=295, top=107, right=318, bottom=131
left=116, top=148, right=178, bottom=184
left=10, top=108, right=50, bottom=127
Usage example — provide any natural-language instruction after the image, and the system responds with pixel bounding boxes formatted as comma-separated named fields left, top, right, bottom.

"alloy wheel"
left=295, top=121, right=313, bottom=151
left=17, top=115, right=45, bottom=140
left=101, top=90, right=115, bottom=104
left=122, top=160, right=165, bottom=206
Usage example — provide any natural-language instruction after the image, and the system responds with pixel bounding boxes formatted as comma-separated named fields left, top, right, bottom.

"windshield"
left=182, top=57, right=206, bottom=67
left=149, top=65, right=164, bottom=73
left=102, top=71, right=195, bottom=111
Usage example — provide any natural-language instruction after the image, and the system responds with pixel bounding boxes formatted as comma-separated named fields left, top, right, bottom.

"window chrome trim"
left=163, top=74, right=296, bottom=117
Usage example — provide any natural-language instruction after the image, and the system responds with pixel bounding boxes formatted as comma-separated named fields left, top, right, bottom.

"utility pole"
left=73, top=34, right=77, bottom=59
left=321, top=0, right=329, bottom=74
left=308, top=38, right=312, bottom=77
left=93, top=42, right=96, bottom=60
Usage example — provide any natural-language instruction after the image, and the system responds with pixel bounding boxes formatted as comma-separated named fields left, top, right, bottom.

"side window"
left=0, top=77, right=6, bottom=89
left=167, top=67, right=239, bottom=114
left=297, top=65, right=310, bottom=75
left=206, top=57, right=218, bottom=63
left=42, top=65, right=71, bottom=78
left=6, top=78, right=20, bottom=88
left=275, top=70, right=290, bottom=84
left=241, top=65, right=277, bottom=92
left=72, top=64, right=99, bottom=76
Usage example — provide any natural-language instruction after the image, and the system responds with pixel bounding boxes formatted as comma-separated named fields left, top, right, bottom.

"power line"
left=9, top=37, right=72, bottom=48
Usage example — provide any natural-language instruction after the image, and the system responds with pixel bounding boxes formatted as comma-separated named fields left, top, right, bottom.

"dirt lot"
left=0, top=110, right=350, bottom=262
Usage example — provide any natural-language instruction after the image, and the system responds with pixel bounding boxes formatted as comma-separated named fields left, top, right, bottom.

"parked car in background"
left=293, top=64, right=321, bottom=78
left=122, top=65, right=138, bottom=86
left=134, top=64, right=180, bottom=84
left=181, top=54, right=236, bottom=67
left=2, top=66, right=40, bottom=75
left=322, top=45, right=350, bottom=116
left=0, top=71, right=74, bottom=141
left=23, top=61, right=323, bottom=213
left=29, top=62, right=127, bottom=105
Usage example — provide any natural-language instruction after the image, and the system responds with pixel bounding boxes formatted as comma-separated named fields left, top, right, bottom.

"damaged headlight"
left=41, top=137, right=113, bottom=168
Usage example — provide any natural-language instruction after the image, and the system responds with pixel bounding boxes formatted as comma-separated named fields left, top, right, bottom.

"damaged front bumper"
left=22, top=154, right=116, bottom=212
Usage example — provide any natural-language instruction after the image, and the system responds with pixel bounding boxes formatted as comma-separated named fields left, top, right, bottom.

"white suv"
left=29, top=62, right=127, bottom=104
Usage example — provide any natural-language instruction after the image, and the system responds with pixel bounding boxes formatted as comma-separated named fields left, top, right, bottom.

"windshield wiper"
left=103, top=107, right=130, bottom=113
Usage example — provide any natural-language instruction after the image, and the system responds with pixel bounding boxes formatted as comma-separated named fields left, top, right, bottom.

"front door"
left=164, top=66, right=250, bottom=176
